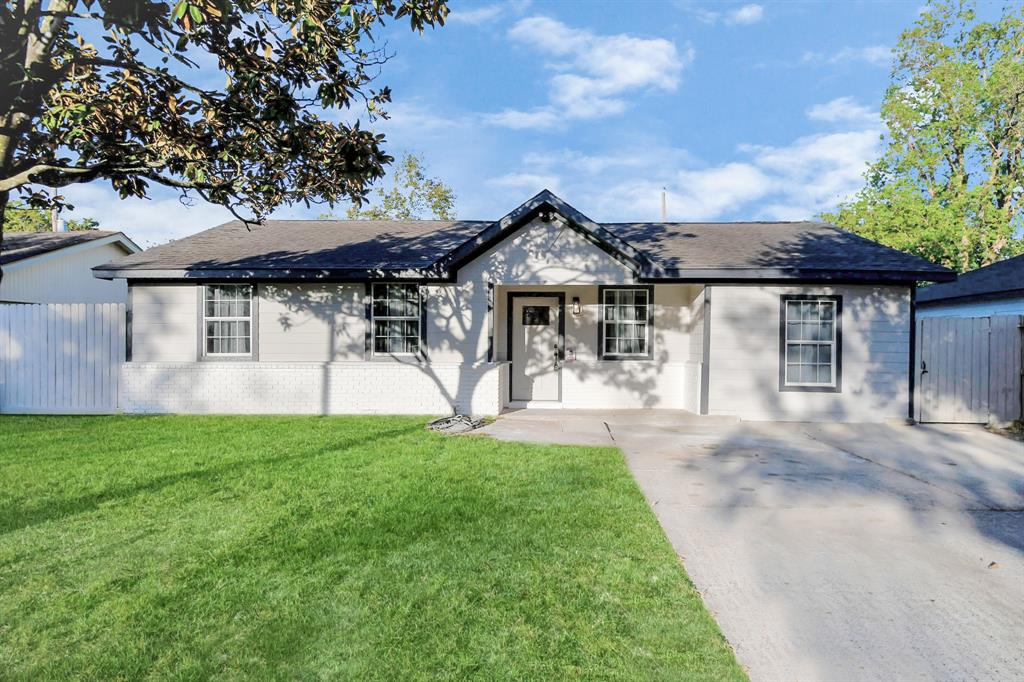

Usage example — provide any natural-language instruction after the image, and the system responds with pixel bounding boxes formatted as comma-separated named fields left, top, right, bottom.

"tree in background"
left=823, top=1, right=1023, bottom=273
left=343, top=152, right=455, bottom=220
left=0, top=0, right=448, bottom=276
left=3, top=201, right=98, bottom=232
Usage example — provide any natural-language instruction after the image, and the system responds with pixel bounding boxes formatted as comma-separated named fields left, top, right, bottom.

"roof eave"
left=93, top=266, right=454, bottom=282
left=641, top=267, right=956, bottom=283
left=917, top=287, right=1024, bottom=307
left=4, top=232, right=140, bottom=269
left=97, top=265, right=953, bottom=285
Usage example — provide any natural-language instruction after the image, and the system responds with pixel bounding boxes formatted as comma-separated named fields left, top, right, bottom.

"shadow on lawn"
left=0, top=422, right=424, bottom=536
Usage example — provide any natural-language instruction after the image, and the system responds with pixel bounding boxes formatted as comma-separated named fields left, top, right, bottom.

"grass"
left=0, top=415, right=745, bottom=680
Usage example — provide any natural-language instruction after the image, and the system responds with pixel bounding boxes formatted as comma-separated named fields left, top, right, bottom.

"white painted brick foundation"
left=121, top=362, right=508, bottom=416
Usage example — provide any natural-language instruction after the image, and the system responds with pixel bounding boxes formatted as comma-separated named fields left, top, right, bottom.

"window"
left=780, top=296, right=842, bottom=391
left=372, top=283, right=421, bottom=355
left=522, top=305, right=550, bottom=326
left=600, top=286, right=652, bottom=359
left=204, top=284, right=252, bottom=356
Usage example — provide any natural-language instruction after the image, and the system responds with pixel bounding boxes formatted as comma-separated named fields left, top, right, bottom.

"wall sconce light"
left=572, top=296, right=581, bottom=315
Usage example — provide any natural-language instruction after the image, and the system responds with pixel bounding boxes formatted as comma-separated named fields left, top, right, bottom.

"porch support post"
left=486, top=281, right=494, bottom=363
left=700, top=285, right=712, bottom=416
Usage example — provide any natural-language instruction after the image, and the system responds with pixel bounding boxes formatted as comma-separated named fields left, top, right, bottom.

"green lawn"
left=0, top=415, right=744, bottom=680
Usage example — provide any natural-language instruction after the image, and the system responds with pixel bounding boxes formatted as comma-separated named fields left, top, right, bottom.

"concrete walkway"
left=479, top=411, right=1024, bottom=682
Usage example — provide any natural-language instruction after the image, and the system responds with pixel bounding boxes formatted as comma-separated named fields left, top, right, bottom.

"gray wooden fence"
left=917, top=315, right=1023, bottom=424
left=0, top=303, right=125, bottom=414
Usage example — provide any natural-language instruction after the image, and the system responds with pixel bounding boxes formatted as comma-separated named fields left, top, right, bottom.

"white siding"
left=463, top=217, right=635, bottom=287
left=259, top=283, right=365, bottom=361
left=131, top=284, right=197, bottom=361
left=1, top=242, right=130, bottom=303
left=684, top=288, right=706, bottom=413
left=707, top=284, right=911, bottom=422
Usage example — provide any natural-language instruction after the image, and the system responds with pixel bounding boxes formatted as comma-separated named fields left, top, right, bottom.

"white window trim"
left=371, top=282, right=422, bottom=357
left=599, top=286, right=653, bottom=360
left=783, top=298, right=837, bottom=388
left=203, top=284, right=254, bottom=358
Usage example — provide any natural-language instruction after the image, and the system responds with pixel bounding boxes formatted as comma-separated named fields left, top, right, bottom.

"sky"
left=58, top=0, right=959, bottom=246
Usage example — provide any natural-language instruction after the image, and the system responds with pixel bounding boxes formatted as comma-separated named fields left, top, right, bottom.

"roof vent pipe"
left=661, top=188, right=667, bottom=222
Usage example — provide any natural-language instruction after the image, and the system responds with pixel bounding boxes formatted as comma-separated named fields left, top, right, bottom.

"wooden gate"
left=917, top=315, right=1023, bottom=424
left=0, top=303, right=125, bottom=414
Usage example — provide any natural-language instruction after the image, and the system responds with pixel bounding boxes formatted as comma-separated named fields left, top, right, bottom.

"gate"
left=917, top=315, right=1023, bottom=424
left=0, top=303, right=125, bottom=414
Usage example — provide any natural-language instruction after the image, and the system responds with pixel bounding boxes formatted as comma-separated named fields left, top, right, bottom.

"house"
left=917, top=253, right=1024, bottom=317
left=93, top=190, right=953, bottom=421
left=1, top=230, right=141, bottom=304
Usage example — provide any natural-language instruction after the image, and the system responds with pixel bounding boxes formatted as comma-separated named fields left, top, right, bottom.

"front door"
left=510, top=296, right=561, bottom=402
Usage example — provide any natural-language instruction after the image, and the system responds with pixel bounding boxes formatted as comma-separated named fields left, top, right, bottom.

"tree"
left=0, top=0, right=448, bottom=276
left=339, top=152, right=455, bottom=220
left=3, top=201, right=98, bottom=231
left=823, top=1, right=1023, bottom=272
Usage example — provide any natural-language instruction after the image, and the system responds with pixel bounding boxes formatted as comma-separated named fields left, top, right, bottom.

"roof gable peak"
left=438, top=189, right=651, bottom=277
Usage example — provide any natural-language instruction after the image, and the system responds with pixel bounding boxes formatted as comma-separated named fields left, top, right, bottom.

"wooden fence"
left=0, top=303, right=124, bottom=414
left=916, top=315, right=1023, bottom=424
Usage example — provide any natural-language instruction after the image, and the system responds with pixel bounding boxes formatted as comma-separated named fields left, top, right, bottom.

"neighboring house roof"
left=2, top=230, right=140, bottom=266
left=917, top=253, right=1024, bottom=306
left=94, top=190, right=954, bottom=283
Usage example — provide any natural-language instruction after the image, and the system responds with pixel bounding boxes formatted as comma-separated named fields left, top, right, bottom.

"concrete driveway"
left=479, top=411, right=1024, bottom=682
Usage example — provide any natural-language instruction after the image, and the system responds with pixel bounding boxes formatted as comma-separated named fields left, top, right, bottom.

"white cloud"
left=492, top=96, right=881, bottom=221
left=448, top=0, right=531, bottom=26
left=806, top=96, right=879, bottom=125
left=523, top=147, right=698, bottom=176
left=692, top=8, right=720, bottom=24
left=725, top=4, right=764, bottom=25
left=742, top=128, right=880, bottom=218
left=486, top=172, right=561, bottom=194
left=802, top=45, right=891, bottom=67
left=59, top=183, right=236, bottom=247
left=485, top=107, right=562, bottom=130
left=685, top=3, right=763, bottom=26
left=486, top=17, right=691, bottom=130
left=378, top=100, right=466, bottom=135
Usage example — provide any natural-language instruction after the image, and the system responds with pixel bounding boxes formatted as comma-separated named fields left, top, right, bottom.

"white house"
left=917, top=253, right=1024, bottom=318
left=94, top=191, right=953, bottom=422
left=2, top=230, right=141, bottom=304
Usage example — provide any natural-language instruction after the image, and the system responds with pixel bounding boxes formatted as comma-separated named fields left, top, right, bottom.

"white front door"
left=511, top=296, right=561, bottom=402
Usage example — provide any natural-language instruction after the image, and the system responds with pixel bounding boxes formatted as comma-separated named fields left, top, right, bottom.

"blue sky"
left=61, top=0, right=951, bottom=245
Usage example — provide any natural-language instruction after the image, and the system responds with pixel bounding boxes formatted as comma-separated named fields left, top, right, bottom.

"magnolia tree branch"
left=0, top=160, right=232, bottom=192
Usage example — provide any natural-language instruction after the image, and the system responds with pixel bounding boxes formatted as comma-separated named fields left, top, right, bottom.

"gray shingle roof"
left=2, top=230, right=124, bottom=265
left=92, top=193, right=953, bottom=283
left=917, top=253, right=1024, bottom=305
left=94, top=219, right=489, bottom=275
left=608, top=221, right=950, bottom=278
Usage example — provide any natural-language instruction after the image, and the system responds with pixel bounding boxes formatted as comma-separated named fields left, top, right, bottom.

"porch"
left=485, top=283, right=707, bottom=413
